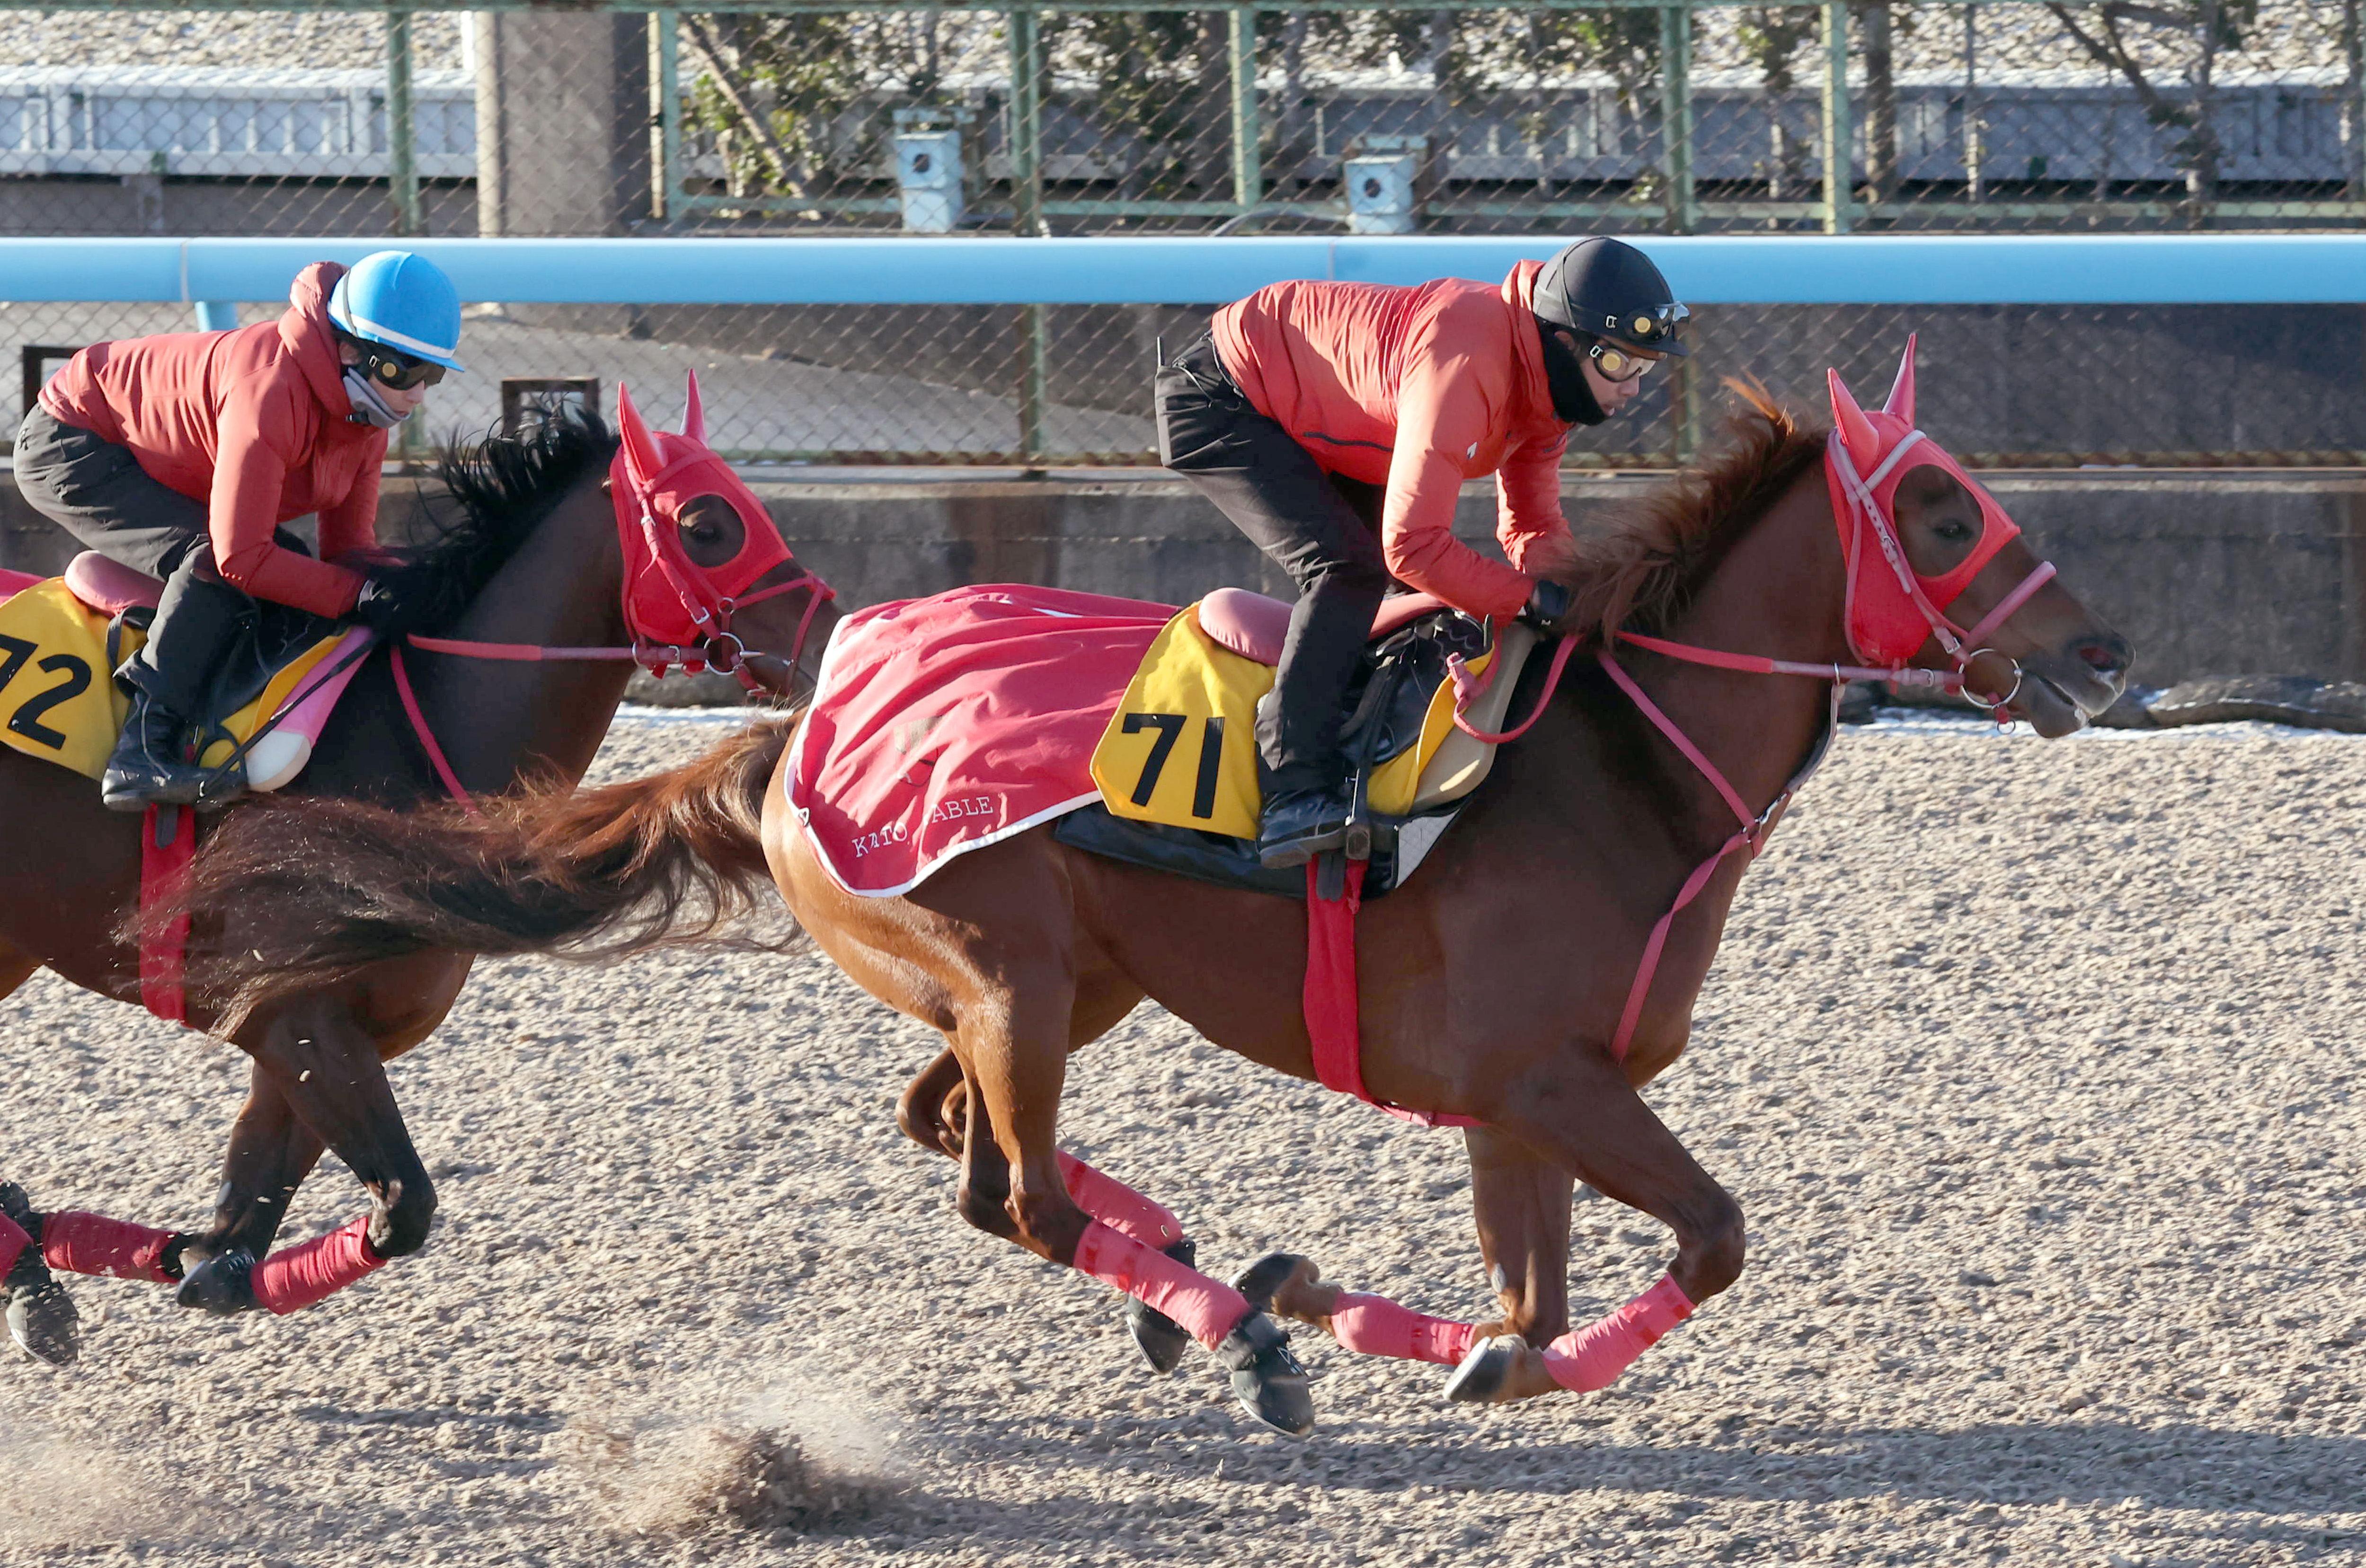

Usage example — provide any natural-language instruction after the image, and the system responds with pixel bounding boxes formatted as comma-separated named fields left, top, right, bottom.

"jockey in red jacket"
left=1155, top=236, right=1688, bottom=866
left=14, top=250, right=463, bottom=811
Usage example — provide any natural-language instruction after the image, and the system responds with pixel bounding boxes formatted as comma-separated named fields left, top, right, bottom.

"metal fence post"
left=1820, top=0, right=1853, bottom=235
left=1008, top=8, right=1046, bottom=238
left=386, top=8, right=421, bottom=237
left=1230, top=4, right=1262, bottom=212
left=650, top=10, right=681, bottom=224
left=1659, top=3, right=1696, bottom=236
left=1008, top=9, right=1049, bottom=463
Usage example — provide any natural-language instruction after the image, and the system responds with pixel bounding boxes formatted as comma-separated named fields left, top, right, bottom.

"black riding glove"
left=1519, top=580, right=1577, bottom=637
left=350, top=573, right=425, bottom=635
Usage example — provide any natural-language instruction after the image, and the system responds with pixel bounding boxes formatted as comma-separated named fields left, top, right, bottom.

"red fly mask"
left=611, top=374, right=834, bottom=690
left=1823, top=337, right=2056, bottom=713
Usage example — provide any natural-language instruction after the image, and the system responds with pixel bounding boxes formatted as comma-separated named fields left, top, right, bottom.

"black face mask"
left=1535, top=317, right=1607, bottom=426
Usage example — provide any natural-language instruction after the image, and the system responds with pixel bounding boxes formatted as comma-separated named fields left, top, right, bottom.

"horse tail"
left=165, top=718, right=798, bottom=1032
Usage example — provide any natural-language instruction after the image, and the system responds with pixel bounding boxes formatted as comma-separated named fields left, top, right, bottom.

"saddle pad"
left=1090, top=604, right=1493, bottom=838
left=786, top=584, right=1176, bottom=897
left=0, top=577, right=354, bottom=783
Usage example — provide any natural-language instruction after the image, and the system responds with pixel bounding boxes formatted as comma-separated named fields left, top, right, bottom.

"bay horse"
left=168, top=358, right=2129, bottom=1431
left=0, top=387, right=834, bottom=1362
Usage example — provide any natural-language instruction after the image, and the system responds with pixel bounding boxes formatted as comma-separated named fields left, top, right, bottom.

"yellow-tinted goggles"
left=1588, top=343, right=1662, bottom=382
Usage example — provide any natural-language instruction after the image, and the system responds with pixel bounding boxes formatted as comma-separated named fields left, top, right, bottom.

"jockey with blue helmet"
left=14, top=250, right=465, bottom=813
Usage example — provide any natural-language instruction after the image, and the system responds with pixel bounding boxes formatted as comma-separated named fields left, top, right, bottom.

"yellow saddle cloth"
left=0, top=578, right=353, bottom=782
left=1089, top=599, right=1525, bottom=839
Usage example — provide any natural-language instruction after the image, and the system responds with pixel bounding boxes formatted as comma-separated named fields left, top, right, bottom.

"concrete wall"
left=471, top=12, right=650, bottom=238
left=2, top=467, right=2358, bottom=688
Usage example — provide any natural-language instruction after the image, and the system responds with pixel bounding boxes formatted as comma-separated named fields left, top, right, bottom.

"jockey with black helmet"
left=1155, top=236, right=1688, bottom=867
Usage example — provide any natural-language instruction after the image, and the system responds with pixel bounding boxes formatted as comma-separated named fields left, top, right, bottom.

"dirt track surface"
left=2, top=712, right=2360, bottom=1568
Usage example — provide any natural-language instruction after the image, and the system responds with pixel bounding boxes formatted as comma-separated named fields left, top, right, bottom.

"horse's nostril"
left=2076, top=636, right=2131, bottom=676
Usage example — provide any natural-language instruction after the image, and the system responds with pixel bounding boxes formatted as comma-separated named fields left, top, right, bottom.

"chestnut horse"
left=171, top=368, right=2129, bottom=1432
left=0, top=393, right=834, bottom=1361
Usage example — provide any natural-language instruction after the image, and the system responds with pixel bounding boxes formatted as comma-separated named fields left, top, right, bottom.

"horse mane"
left=1546, top=383, right=1830, bottom=642
left=372, top=403, right=620, bottom=631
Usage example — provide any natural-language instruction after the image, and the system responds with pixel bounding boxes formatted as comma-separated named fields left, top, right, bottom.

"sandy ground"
left=0, top=710, right=2360, bottom=1568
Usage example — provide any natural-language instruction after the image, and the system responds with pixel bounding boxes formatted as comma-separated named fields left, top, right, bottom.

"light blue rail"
left=6, top=235, right=2366, bottom=326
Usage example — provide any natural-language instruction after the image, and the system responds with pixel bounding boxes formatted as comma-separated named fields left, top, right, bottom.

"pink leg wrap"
left=1328, top=1293, right=1480, bottom=1367
left=0, top=1212, right=27, bottom=1279
left=1056, top=1152, right=1184, bottom=1250
left=1542, top=1274, right=1695, bottom=1392
left=251, top=1217, right=385, bottom=1316
left=41, top=1212, right=178, bottom=1284
left=1072, top=1220, right=1247, bottom=1351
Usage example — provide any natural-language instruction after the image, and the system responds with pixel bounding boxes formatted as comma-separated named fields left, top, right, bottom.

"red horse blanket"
left=787, top=585, right=1174, bottom=896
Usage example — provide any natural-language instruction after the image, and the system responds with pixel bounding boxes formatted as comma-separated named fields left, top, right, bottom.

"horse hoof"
left=1229, top=1251, right=1307, bottom=1314
left=4, top=1278, right=80, bottom=1366
left=1443, top=1333, right=1528, bottom=1404
left=1124, top=1238, right=1196, bottom=1375
left=175, top=1247, right=257, bottom=1316
left=1216, top=1311, right=1314, bottom=1437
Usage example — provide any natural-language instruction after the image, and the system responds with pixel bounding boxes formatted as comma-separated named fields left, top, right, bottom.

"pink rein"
left=391, top=566, right=834, bottom=815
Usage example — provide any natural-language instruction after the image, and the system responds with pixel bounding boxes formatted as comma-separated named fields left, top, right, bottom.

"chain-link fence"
left=7, top=2, right=2366, bottom=465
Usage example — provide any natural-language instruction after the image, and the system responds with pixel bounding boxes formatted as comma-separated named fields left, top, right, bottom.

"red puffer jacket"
left=42, top=261, right=385, bottom=617
left=1211, top=259, right=1573, bottom=622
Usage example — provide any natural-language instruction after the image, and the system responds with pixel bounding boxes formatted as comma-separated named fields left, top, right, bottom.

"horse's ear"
left=682, top=370, right=707, bottom=446
left=1828, top=368, right=1880, bottom=467
left=615, top=381, right=663, bottom=482
left=1882, top=332, right=1917, bottom=424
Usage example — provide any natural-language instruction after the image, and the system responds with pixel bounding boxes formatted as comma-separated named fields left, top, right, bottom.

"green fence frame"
left=17, top=0, right=2366, bottom=467
left=28, top=0, right=2366, bottom=243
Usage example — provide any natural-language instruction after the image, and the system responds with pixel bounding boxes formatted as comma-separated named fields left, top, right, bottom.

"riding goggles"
left=357, top=344, right=447, bottom=391
left=1588, top=342, right=1663, bottom=382
left=1604, top=300, right=1689, bottom=349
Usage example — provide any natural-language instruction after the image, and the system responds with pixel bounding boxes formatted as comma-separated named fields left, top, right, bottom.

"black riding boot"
left=101, top=551, right=256, bottom=813
left=1256, top=576, right=1382, bottom=869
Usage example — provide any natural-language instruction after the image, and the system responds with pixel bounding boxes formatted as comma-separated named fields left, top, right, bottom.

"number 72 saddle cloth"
left=0, top=555, right=371, bottom=791
left=785, top=582, right=1540, bottom=899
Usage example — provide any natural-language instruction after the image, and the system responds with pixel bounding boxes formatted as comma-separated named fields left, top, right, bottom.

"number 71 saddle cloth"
left=785, top=582, right=1540, bottom=898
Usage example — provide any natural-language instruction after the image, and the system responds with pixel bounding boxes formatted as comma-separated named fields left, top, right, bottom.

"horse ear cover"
left=682, top=370, right=707, bottom=446
left=614, top=381, right=665, bottom=487
left=1882, top=332, right=1917, bottom=424
left=1824, top=336, right=2026, bottom=664
left=1826, top=368, right=1881, bottom=470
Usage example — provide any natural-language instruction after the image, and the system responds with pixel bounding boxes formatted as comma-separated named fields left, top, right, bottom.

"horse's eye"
left=673, top=495, right=747, bottom=568
left=1936, top=519, right=1976, bottom=544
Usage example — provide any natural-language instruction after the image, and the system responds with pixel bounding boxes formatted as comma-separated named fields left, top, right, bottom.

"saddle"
left=0, top=553, right=372, bottom=792
left=1057, top=588, right=1542, bottom=898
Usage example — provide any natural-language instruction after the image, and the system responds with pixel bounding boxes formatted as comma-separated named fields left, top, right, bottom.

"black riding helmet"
left=1533, top=237, right=1690, bottom=359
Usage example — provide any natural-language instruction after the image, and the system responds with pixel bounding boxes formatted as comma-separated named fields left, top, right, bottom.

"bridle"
left=391, top=439, right=837, bottom=812
left=1819, top=426, right=2056, bottom=721
left=1450, top=429, right=2062, bottom=1064
left=596, top=441, right=837, bottom=695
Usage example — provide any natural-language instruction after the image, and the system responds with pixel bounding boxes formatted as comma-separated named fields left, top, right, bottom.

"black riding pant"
left=14, top=406, right=299, bottom=716
left=1154, top=332, right=1393, bottom=797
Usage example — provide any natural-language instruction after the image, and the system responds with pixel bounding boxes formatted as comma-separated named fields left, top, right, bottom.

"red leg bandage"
left=1072, top=1220, right=1248, bottom=1351
left=1328, top=1293, right=1479, bottom=1366
left=41, top=1212, right=178, bottom=1283
left=0, top=1212, right=28, bottom=1280
left=251, top=1217, right=385, bottom=1315
left=1542, top=1274, right=1694, bottom=1392
left=1056, top=1152, right=1185, bottom=1250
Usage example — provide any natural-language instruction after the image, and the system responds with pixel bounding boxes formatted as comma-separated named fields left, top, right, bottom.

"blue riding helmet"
left=326, top=251, right=465, bottom=371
